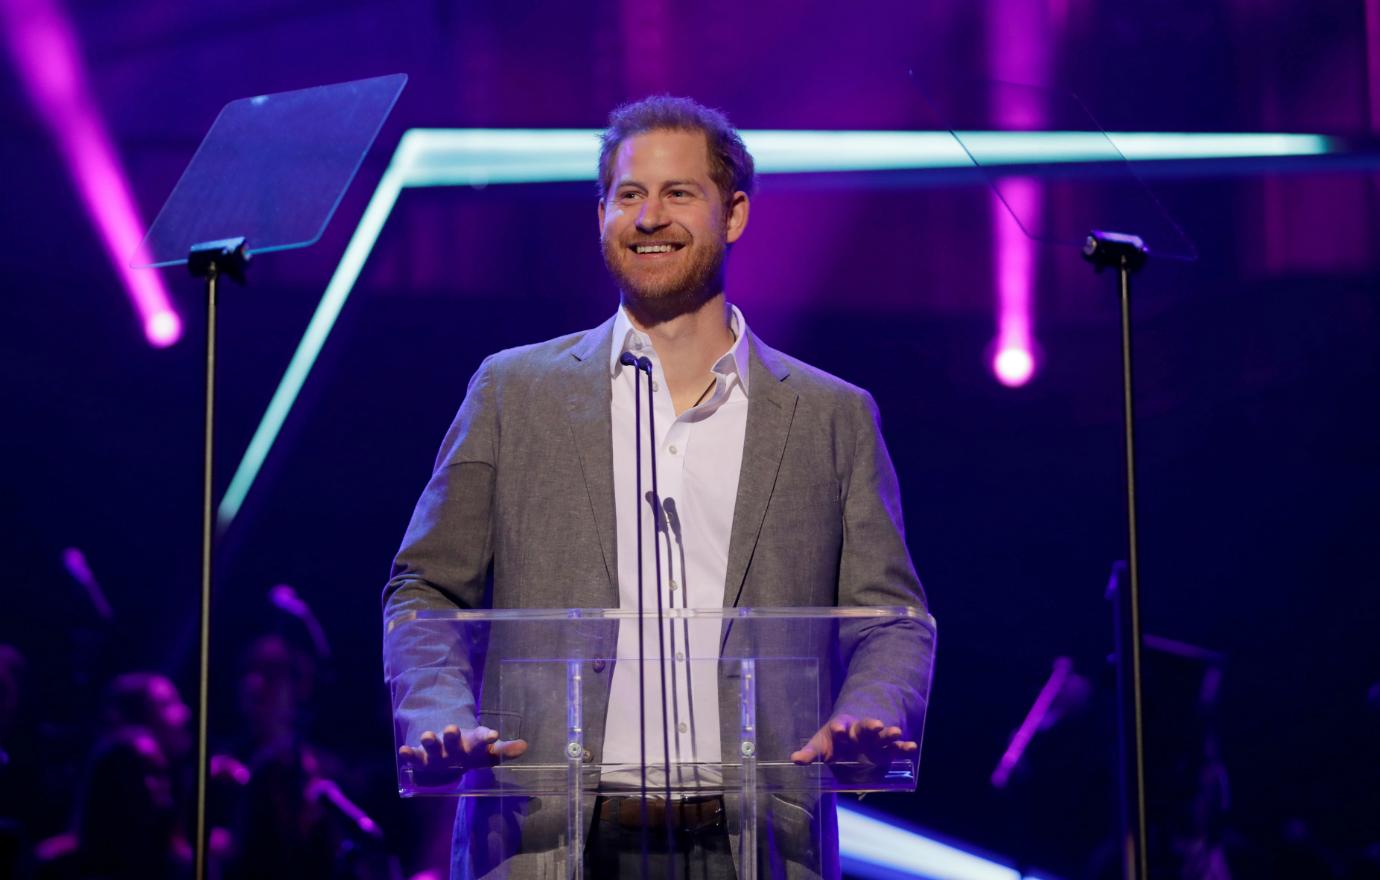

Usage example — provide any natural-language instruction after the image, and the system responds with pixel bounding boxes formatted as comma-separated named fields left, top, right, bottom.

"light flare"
left=991, top=177, right=1039, bottom=387
left=992, top=347, right=1036, bottom=388
left=0, top=0, right=181, bottom=347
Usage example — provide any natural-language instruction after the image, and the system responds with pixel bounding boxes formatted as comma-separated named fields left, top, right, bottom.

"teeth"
left=634, top=244, right=675, bottom=254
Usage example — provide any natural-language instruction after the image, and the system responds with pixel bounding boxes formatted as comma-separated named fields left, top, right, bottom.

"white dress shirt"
left=600, top=304, right=751, bottom=789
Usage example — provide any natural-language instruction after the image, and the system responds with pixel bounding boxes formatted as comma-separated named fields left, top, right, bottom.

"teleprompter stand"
left=134, top=74, right=407, bottom=880
left=188, top=235, right=247, bottom=880
left=1083, top=229, right=1151, bottom=880
left=914, top=77, right=1197, bottom=880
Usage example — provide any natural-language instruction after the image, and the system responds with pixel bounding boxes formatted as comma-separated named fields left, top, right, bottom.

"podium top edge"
left=386, top=605, right=935, bottom=631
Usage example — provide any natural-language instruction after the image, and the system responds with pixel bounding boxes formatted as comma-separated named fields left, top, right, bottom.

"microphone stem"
left=643, top=361, right=676, bottom=871
left=630, top=363, right=649, bottom=864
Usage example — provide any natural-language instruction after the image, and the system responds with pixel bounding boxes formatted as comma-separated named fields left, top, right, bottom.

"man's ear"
left=597, top=197, right=606, bottom=232
left=724, top=191, right=750, bottom=244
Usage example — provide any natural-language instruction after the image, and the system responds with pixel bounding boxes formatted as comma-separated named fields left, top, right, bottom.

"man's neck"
left=622, top=292, right=736, bottom=412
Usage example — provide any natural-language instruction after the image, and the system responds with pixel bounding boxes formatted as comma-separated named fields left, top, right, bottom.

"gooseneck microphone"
left=637, top=356, right=675, bottom=821
left=620, top=350, right=676, bottom=873
left=617, top=350, right=651, bottom=854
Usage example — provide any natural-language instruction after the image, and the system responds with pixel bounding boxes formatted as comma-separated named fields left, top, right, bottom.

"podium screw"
left=740, top=741, right=756, bottom=757
left=566, top=741, right=583, bottom=759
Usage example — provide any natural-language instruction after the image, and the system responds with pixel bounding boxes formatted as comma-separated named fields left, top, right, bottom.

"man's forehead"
left=611, top=129, right=713, bottom=182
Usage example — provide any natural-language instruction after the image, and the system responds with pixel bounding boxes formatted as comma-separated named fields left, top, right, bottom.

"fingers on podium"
left=491, top=738, right=527, bottom=759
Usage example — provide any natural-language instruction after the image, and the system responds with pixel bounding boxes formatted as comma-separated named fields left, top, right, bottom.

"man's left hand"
left=789, top=715, right=917, bottom=766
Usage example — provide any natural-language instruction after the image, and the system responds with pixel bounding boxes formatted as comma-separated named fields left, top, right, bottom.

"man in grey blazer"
left=384, top=96, right=933, bottom=879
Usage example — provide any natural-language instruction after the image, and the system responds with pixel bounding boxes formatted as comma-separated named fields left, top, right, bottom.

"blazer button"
left=582, top=749, right=593, bottom=762
left=592, top=659, right=606, bottom=672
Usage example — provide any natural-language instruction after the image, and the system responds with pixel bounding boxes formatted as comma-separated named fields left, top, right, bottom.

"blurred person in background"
left=103, top=672, right=192, bottom=765
left=222, top=586, right=398, bottom=880
left=35, top=727, right=192, bottom=880
left=0, top=644, right=37, bottom=879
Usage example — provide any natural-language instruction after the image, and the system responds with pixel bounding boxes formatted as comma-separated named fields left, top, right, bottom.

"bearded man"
left=384, top=95, right=933, bottom=880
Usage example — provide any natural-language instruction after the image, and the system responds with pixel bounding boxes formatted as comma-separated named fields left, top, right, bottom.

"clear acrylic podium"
left=385, top=606, right=935, bottom=878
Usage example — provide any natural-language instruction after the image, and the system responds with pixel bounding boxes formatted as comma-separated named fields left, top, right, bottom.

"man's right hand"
left=398, top=725, right=528, bottom=786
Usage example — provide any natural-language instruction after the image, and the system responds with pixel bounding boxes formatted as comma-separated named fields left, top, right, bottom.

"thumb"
left=491, top=738, right=528, bottom=759
left=791, top=743, right=819, bottom=765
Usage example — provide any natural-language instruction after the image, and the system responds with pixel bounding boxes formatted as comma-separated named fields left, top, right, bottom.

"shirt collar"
left=608, top=304, right=751, bottom=396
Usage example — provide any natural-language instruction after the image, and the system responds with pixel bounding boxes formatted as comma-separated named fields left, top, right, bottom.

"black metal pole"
left=1082, top=231, right=1150, bottom=880
left=194, top=264, right=217, bottom=880
left=185, top=237, right=245, bottom=880
left=1117, top=255, right=1150, bottom=880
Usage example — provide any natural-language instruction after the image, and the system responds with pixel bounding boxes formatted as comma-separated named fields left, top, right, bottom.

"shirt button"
left=675, top=651, right=685, bottom=662
left=669, top=579, right=678, bottom=592
left=652, top=381, right=660, bottom=392
left=668, top=445, right=678, bottom=455
left=678, top=722, right=688, bottom=734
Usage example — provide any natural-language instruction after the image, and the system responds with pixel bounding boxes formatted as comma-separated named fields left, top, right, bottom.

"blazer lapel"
left=723, top=333, right=797, bottom=608
left=563, top=318, right=619, bottom=598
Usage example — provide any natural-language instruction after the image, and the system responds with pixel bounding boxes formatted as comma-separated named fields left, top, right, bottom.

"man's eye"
left=618, top=191, right=641, bottom=202
left=670, top=190, right=690, bottom=199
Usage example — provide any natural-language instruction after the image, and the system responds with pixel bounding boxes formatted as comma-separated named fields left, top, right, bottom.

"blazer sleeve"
left=382, top=355, right=500, bottom=746
left=832, top=388, right=936, bottom=741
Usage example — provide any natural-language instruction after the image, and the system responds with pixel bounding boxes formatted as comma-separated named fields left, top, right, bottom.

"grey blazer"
left=383, top=316, right=933, bottom=880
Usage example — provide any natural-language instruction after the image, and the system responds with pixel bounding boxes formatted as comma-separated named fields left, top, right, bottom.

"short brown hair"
left=597, top=95, right=756, bottom=205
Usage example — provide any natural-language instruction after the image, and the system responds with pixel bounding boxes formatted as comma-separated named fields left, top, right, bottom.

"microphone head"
left=636, top=355, right=654, bottom=373
left=618, top=351, right=639, bottom=368
left=662, top=497, right=682, bottom=536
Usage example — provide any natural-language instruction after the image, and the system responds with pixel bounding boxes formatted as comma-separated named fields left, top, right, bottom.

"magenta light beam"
left=991, top=657, right=1072, bottom=788
left=991, top=177, right=1038, bottom=388
left=986, top=0, right=1050, bottom=389
left=1, top=0, right=181, bottom=346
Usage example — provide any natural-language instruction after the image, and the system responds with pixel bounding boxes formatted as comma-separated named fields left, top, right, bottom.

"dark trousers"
left=584, top=796, right=737, bottom=880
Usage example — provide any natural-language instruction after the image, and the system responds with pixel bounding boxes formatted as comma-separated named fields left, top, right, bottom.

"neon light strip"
left=838, top=804, right=1059, bottom=880
left=216, top=128, right=1341, bottom=528
left=0, top=0, right=182, bottom=347
left=217, top=164, right=406, bottom=526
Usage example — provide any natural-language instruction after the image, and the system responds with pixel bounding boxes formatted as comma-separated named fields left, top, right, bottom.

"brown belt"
left=597, top=794, right=726, bottom=831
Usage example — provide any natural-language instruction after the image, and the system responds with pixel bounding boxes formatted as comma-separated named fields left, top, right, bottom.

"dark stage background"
left=2, top=1, right=1378, bottom=878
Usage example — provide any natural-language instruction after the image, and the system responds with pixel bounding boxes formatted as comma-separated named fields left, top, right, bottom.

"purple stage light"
left=992, top=346, right=1035, bottom=388
left=986, top=0, right=1048, bottom=389
left=145, top=309, right=182, bottom=346
left=1, top=0, right=181, bottom=347
left=991, top=178, right=1039, bottom=388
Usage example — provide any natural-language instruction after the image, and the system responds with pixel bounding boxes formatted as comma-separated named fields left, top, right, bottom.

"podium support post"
left=566, top=658, right=585, bottom=880
left=738, top=657, right=758, bottom=880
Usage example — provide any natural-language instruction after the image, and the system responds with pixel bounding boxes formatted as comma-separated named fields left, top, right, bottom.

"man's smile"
left=628, top=241, right=686, bottom=257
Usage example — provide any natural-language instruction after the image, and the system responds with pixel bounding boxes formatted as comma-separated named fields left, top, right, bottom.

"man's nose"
left=636, top=198, right=668, bottom=233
